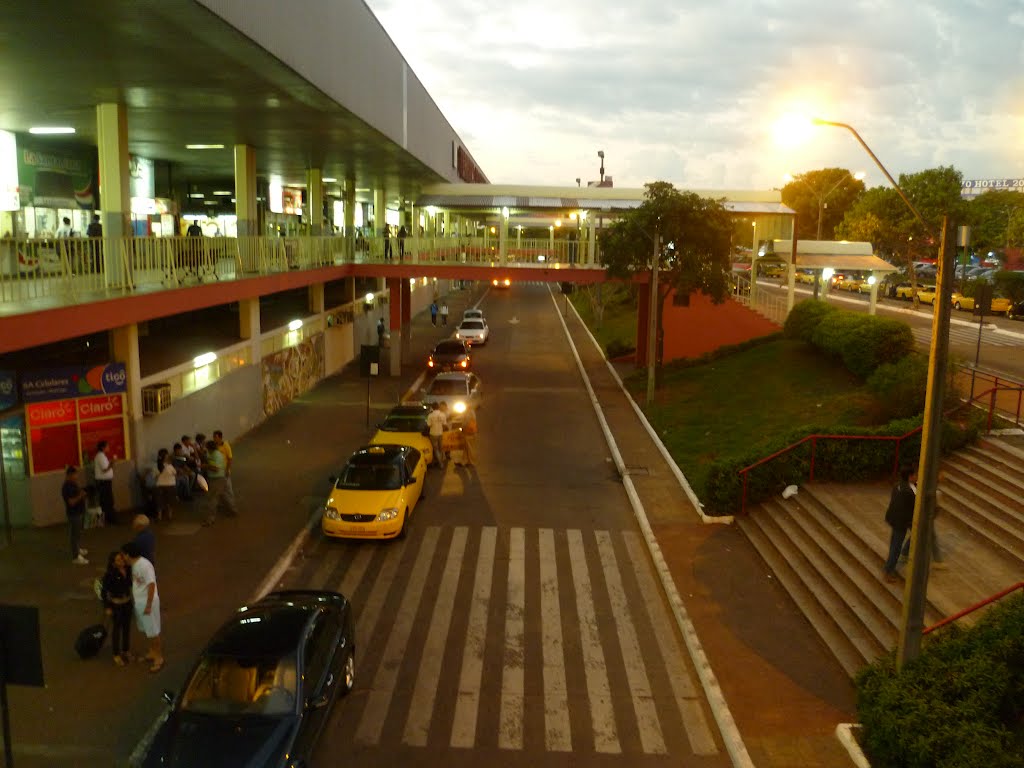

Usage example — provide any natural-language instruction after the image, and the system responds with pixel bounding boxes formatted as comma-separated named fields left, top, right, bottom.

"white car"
left=455, top=318, right=489, bottom=346
left=421, top=372, right=482, bottom=422
left=463, top=308, right=485, bottom=323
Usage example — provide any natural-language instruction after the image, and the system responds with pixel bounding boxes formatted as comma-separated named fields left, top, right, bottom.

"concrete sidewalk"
left=0, top=284, right=483, bottom=767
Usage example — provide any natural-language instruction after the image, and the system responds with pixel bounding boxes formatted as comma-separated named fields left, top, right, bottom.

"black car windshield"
left=460, top=321, right=484, bottom=330
left=379, top=416, right=426, bottom=433
left=335, top=459, right=403, bottom=490
left=180, top=654, right=298, bottom=717
left=427, top=379, right=468, bottom=397
left=434, top=341, right=465, bottom=355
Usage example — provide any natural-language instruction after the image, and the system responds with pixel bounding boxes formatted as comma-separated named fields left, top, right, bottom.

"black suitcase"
left=75, top=623, right=108, bottom=659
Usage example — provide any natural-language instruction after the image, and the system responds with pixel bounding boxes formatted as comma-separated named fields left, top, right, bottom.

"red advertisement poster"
left=25, top=399, right=76, bottom=427
left=77, top=394, right=124, bottom=421
left=29, top=423, right=78, bottom=474
left=78, top=418, right=126, bottom=462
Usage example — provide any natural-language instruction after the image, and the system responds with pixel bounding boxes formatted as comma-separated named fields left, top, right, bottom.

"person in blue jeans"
left=883, top=466, right=917, bottom=582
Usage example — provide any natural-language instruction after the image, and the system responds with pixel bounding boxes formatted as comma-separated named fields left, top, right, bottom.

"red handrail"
left=922, top=581, right=1024, bottom=636
left=737, top=383, right=1023, bottom=514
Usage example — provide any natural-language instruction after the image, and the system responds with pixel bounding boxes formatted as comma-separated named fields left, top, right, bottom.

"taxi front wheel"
left=397, top=509, right=409, bottom=540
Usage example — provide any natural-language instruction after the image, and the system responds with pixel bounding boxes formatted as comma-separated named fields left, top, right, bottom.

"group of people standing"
left=426, top=401, right=477, bottom=468
left=429, top=301, right=449, bottom=326
left=382, top=224, right=408, bottom=261
left=149, top=430, right=237, bottom=527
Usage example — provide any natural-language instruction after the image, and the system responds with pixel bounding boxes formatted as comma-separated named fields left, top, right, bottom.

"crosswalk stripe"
left=539, top=528, right=572, bottom=752
left=498, top=528, right=526, bottom=750
left=624, top=533, right=719, bottom=755
left=567, top=529, right=621, bottom=754
left=309, top=543, right=342, bottom=589
left=355, top=527, right=440, bottom=744
left=596, top=532, right=666, bottom=754
left=404, top=527, right=469, bottom=746
left=337, top=545, right=374, bottom=599
left=352, top=540, right=404, bottom=658
left=450, top=527, right=497, bottom=748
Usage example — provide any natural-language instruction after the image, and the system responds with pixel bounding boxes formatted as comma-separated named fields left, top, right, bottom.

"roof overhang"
left=794, top=254, right=899, bottom=272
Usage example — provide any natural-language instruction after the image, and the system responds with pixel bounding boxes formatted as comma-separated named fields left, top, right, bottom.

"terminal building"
left=0, top=0, right=800, bottom=528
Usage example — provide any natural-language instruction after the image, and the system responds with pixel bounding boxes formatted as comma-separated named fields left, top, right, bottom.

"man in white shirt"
left=426, top=403, right=449, bottom=468
left=123, top=542, right=164, bottom=673
left=55, top=217, right=73, bottom=238
left=93, top=441, right=116, bottom=525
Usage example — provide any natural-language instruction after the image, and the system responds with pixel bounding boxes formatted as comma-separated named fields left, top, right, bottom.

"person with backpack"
left=101, top=551, right=133, bottom=666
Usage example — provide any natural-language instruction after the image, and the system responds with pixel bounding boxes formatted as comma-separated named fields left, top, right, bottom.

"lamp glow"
left=365, top=292, right=375, bottom=303
left=822, top=267, right=835, bottom=280
left=193, top=352, right=216, bottom=367
left=288, top=319, right=303, bottom=331
left=867, top=275, right=877, bottom=285
left=29, top=126, right=75, bottom=135
left=501, top=207, right=509, bottom=219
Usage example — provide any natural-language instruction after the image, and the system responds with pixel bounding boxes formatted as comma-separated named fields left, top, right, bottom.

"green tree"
left=781, top=168, right=866, bottom=240
left=966, top=190, right=1024, bottom=252
left=601, top=181, right=734, bottom=372
left=836, top=187, right=907, bottom=259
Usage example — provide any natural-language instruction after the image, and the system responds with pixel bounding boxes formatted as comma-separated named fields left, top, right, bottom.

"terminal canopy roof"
left=768, top=240, right=899, bottom=273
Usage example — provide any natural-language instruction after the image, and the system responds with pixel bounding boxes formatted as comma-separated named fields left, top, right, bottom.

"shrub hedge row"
left=703, top=410, right=984, bottom=515
left=784, top=300, right=915, bottom=378
left=856, top=593, right=1024, bottom=767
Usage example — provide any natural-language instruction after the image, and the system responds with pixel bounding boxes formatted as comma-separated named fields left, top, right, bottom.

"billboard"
left=20, top=364, right=127, bottom=403
left=16, top=136, right=97, bottom=209
left=961, top=178, right=1024, bottom=198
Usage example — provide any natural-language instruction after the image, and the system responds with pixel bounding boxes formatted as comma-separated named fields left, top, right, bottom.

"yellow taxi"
left=370, top=403, right=434, bottom=465
left=321, top=444, right=427, bottom=540
left=893, top=282, right=915, bottom=299
left=916, top=286, right=938, bottom=305
left=760, top=263, right=786, bottom=278
left=950, top=292, right=1012, bottom=314
left=796, top=270, right=817, bottom=285
left=840, top=274, right=865, bottom=292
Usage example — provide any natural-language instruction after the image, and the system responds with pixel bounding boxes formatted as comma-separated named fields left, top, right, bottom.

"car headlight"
left=427, top=359, right=435, bottom=368
left=455, top=332, right=461, bottom=339
left=492, top=279, right=498, bottom=286
left=376, top=508, right=399, bottom=522
left=459, top=360, right=468, bottom=368
left=452, top=401, right=467, bottom=414
left=323, top=506, right=341, bottom=520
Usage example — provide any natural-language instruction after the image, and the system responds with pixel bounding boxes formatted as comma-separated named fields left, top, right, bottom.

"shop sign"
left=129, top=155, right=154, bottom=199
left=16, top=135, right=97, bottom=209
left=77, top=394, right=124, bottom=420
left=21, top=363, right=127, bottom=403
left=961, top=178, right=1024, bottom=197
left=0, top=370, right=17, bottom=410
left=282, top=187, right=303, bottom=216
left=26, top=399, right=76, bottom=427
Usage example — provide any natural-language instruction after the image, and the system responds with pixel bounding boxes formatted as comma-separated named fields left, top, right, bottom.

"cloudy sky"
left=365, top=0, right=1023, bottom=191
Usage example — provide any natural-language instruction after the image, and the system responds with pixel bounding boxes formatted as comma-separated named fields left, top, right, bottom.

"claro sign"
left=77, top=394, right=124, bottom=420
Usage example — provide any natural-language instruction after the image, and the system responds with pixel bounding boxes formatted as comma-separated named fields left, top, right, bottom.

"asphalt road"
left=278, top=284, right=732, bottom=767
left=757, top=280, right=1024, bottom=381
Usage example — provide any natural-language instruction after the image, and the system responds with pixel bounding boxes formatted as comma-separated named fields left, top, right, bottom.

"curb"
left=550, top=288, right=753, bottom=768
left=836, top=723, right=871, bottom=768
left=566, top=296, right=732, bottom=525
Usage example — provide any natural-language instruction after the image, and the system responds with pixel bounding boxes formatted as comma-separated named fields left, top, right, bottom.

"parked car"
left=370, top=403, right=434, bottom=465
left=840, top=274, right=866, bottom=292
left=420, top=371, right=482, bottom=423
left=950, top=292, right=1012, bottom=314
left=455, top=318, right=489, bottom=346
left=322, top=444, right=427, bottom=540
left=916, top=286, right=938, bottom=305
left=795, top=269, right=817, bottom=285
left=491, top=277, right=512, bottom=288
left=759, top=262, right=786, bottom=278
left=1008, top=300, right=1024, bottom=321
left=142, top=590, right=355, bottom=768
left=427, top=339, right=471, bottom=372
left=893, top=282, right=915, bottom=300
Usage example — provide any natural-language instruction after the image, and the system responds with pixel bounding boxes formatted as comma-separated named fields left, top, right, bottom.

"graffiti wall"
left=261, top=334, right=325, bottom=417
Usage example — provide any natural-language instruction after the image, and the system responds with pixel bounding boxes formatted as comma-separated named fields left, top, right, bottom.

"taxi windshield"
left=335, top=460, right=402, bottom=490
left=427, top=379, right=468, bottom=397
left=379, top=416, right=426, bottom=433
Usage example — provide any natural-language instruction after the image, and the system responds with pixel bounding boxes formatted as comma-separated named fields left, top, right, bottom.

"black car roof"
left=208, top=605, right=315, bottom=658
left=434, top=340, right=467, bottom=352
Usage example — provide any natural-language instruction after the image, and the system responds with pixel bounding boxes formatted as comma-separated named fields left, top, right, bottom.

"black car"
left=143, top=590, right=355, bottom=768
left=1009, top=300, right=1024, bottom=321
left=427, top=339, right=471, bottom=372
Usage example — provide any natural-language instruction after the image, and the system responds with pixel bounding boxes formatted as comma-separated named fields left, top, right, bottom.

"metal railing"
left=731, top=274, right=790, bottom=324
left=923, top=581, right=1024, bottom=636
left=958, top=365, right=1024, bottom=428
left=0, top=234, right=605, bottom=309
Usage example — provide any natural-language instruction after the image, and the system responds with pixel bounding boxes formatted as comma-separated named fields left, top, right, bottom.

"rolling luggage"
left=75, top=623, right=108, bottom=659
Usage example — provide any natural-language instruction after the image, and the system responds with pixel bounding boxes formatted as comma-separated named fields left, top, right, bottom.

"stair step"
left=938, top=486, right=1024, bottom=563
left=768, top=498, right=897, bottom=650
left=737, top=512, right=868, bottom=677
left=981, top=437, right=1024, bottom=463
left=941, top=463, right=1024, bottom=520
left=955, top=450, right=1024, bottom=503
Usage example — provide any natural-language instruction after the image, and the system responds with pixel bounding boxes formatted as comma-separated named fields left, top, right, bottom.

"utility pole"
left=646, top=232, right=660, bottom=407
left=897, top=215, right=953, bottom=668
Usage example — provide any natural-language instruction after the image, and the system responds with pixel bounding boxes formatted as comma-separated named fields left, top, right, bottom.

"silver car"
left=421, top=372, right=482, bottom=422
left=455, top=318, right=489, bottom=346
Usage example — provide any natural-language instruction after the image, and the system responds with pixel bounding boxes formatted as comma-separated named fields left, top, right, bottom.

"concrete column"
left=442, top=211, right=450, bottom=238
left=110, top=324, right=142, bottom=463
left=410, top=203, right=418, bottom=260
left=587, top=218, right=596, bottom=264
left=749, top=222, right=759, bottom=306
left=499, top=212, right=508, bottom=265
left=306, top=168, right=323, bottom=235
left=401, top=279, right=412, bottom=368
left=239, top=297, right=261, bottom=367
left=869, top=275, right=880, bottom=315
left=96, top=103, right=130, bottom=287
left=343, top=181, right=355, bottom=259
left=373, top=188, right=386, bottom=236
left=234, top=144, right=258, bottom=236
left=308, top=282, right=325, bottom=314
left=386, top=276, right=404, bottom=376
left=548, top=226, right=554, bottom=256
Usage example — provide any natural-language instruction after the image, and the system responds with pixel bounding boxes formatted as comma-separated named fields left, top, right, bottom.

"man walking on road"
left=430, top=301, right=438, bottom=326
left=440, top=302, right=449, bottom=326
left=427, top=403, right=448, bottom=467
left=213, top=430, right=235, bottom=513
left=883, top=466, right=916, bottom=582
left=201, top=439, right=236, bottom=526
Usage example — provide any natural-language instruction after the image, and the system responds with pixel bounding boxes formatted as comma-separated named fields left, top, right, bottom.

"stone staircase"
left=738, top=437, right=1024, bottom=677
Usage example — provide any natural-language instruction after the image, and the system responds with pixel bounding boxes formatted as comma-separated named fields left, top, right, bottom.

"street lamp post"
left=785, top=170, right=865, bottom=241
left=598, top=150, right=605, bottom=185
left=815, top=118, right=953, bottom=670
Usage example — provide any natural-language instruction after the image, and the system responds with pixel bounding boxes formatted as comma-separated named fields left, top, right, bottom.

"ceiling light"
left=213, top=190, right=232, bottom=196
left=204, top=200, right=217, bottom=205
left=193, top=352, right=216, bottom=367
left=288, top=319, right=303, bottom=331
left=189, top=193, right=204, bottom=198
left=356, top=188, right=371, bottom=192
left=29, top=126, right=75, bottom=135
left=323, top=177, right=337, bottom=183
left=185, top=144, right=225, bottom=150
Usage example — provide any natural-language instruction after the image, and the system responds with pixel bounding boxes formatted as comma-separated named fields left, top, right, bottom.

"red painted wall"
left=637, top=290, right=781, bottom=366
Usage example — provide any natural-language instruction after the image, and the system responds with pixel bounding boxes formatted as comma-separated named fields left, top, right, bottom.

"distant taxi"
left=951, top=292, right=1011, bottom=314
left=916, top=286, right=938, bottom=305
left=321, top=445, right=426, bottom=540
left=370, top=404, right=434, bottom=465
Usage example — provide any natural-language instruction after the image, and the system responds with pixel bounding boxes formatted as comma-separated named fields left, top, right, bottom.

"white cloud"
left=367, top=0, right=1024, bottom=189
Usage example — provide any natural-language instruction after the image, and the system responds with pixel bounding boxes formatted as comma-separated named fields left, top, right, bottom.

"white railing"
left=732, top=275, right=790, bottom=325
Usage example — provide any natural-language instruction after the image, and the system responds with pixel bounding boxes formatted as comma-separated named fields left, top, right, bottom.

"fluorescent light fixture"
left=355, top=188, right=371, bottom=192
left=323, top=177, right=337, bottom=183
left=193, top=352, right=216, bottom=367
left=189, top=193, right=204, bottom=198
left=287, top=319, right=303, bottom=331
left=186, top=144, right=224, bottom=150
left=213, top=190, right=232, bottom=196
left=204, top=200, right=217, bottom=205
left=29, top=126, right=75, bottom=135
left=365, top=292, right=375, bottom=303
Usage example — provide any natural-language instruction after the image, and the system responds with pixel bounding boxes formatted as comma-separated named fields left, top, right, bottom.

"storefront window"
left=24, top=393, right=127, bottom=475
left=0, top=412, right=26, bottom=478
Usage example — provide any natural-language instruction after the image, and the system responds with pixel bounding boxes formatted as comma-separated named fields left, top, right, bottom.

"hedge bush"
left=703, top=410, right=983, bottom=515
left=856, top=593, right=1024, bottom=767
left=783, top=299, right=838, bottom=343
left=867, top=352, right=964, bottom=422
